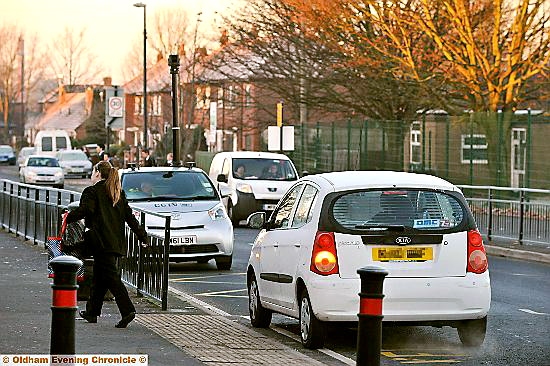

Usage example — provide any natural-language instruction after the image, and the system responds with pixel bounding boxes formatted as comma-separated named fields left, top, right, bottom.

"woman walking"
left=66, top=161, right=147, bottom=328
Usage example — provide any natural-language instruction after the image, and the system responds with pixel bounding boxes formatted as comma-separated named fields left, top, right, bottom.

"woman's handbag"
left=46, top=213, right=85, bottom=280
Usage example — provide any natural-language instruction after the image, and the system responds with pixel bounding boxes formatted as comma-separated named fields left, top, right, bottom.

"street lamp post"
left=187, top=11, right=202, bottom=129
left=134, top=2, right=148, bottom=150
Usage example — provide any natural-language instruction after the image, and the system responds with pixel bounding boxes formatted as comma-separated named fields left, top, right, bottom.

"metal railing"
left=0, top=179, right=171, bottom=310
left=458, top=185, right=550, bottom=245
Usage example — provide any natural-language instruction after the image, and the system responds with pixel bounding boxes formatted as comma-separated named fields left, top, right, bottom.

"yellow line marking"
left=401, top=360, right=461, bottom=364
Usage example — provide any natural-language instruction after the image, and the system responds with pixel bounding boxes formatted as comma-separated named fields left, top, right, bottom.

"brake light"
left=310, top=231, right=339, bottom=276
left=467, top=229, right=488, bottom=274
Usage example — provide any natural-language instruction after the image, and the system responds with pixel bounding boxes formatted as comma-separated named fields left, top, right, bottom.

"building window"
left=196, top=86, right=210, bottom=109
left=134, top=96, right=143, bottom=115
left=217, top=87, right=224, bottom=109
left=461, top=134, right=488, bottom=164
left=244, top=84, right=252, bottom=107
left=227, top=85, right=236, bottom=109
left=410, top=122, right=421, bottom=165
left=152, top=95, right=162, bottom=116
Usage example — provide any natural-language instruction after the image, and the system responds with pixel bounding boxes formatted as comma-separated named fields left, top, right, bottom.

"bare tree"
left=283, top=0, right=550, bottom=113
left=0, top=24, right=47, bottom=138
left=48, top=26, right=103, bottom=85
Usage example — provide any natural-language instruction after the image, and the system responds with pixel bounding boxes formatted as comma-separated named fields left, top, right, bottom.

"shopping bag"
left=46, top=213, right=85, bottom=280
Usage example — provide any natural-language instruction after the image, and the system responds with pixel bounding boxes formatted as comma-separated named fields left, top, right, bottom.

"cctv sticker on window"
left=413, top=219, right=440, bottom=228
left=170, top=235, right=197, bottom=245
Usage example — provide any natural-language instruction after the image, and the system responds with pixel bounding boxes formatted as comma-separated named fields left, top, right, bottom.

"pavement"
left=0, top=230, right=549, bottom=366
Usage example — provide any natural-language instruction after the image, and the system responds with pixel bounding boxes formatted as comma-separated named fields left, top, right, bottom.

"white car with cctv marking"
left=246, top=170, right=490, bottom=349
left=119, top=164, right=234, bottom=270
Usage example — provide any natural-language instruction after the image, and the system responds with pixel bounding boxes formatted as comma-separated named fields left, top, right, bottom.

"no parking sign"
left=108, top=96, right=124, bottom=117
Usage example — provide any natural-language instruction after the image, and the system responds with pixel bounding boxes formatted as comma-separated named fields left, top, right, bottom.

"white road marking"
left=196, top=288, right=248, bottom=298
left=271, top=326, right=355, bottom=365
left=170, top=272, right=246, bottom=282
left=170, top=279, right=241, bottom=285
left=518, top=308, right=548, bottom=315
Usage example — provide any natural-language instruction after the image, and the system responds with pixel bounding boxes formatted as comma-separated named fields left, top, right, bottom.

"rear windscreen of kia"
left=331, top=189, right=466, bottom=231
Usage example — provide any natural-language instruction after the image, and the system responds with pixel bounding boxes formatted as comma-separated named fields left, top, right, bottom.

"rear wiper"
left=354, top=224, right=406, bottom=232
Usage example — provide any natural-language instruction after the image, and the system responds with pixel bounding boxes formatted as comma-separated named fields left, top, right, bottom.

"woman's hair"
left=95, top=161, right=121, bottom=206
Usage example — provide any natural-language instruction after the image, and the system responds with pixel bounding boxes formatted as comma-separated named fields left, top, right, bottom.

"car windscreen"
left=121, top=171, right=218, bottom=201
left=59, top=152, right=87, bottom=161
left=231, top=158, right=297, bottom=181
left=331, top=189, right=465, bottom=231
left=0, top=146, right=13, bottom=154
left=27, top=157, right=59, bottom=167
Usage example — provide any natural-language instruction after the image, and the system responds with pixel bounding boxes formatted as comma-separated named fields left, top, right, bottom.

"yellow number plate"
left=372, top=247, right=433, bottom=261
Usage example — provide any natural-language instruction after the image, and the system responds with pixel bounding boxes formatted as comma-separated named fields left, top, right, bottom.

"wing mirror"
left=217, top=173, right=228, bottom=183
left=246, top=212, right=266, bottom=229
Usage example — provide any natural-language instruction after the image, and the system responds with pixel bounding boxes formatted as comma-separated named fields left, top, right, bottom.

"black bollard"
left=50, top=255, right=82, bottom=355
left=356, top=266, right=388, bottom=366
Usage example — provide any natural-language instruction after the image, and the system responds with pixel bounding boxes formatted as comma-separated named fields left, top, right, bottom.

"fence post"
left=526, top=109, right=532, bottom=189
left=356, top=266, right=388, bottom=366
left=162, top=215, right=171, bottom=311
left=137, top=212, right=146, bottom=295
left=518, top=190, right=525, bottom=245
left=15, top=185, right=21, bottom=236
left=445, top=115, right=450, bottom=179
left=487, top=188, right=493, bottom=241
left=347, top=118, right=352, bottom=170
left=301, top=121, right=305, bottom=173
left=422, top=113, right=426, bottom=172
left=331, top=122, right=335, bottom=171
left=363, top=120, right=369, bottom=170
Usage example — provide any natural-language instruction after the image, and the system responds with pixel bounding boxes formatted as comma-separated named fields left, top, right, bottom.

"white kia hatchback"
left=246, top=171, right=490, bottom=349
left=119, top=164, right=234, bottom=270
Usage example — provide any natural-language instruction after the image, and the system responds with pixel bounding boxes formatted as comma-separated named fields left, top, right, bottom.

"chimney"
left=85, top=87, right=93, bottom=115
left=103, top=77, right=112, bottom=86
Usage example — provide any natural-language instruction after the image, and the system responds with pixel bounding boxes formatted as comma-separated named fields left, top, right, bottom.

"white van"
left=34, top=130, right=72, bottom=156
left=209, top=151, right=299, bottom=225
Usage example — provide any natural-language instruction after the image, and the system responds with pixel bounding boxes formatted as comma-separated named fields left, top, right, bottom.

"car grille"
left=170, top=244, right=219, bottom=254
left=147, top=225, right=204, bottom=230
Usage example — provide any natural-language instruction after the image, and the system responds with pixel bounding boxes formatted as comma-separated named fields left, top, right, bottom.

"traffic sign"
left=108, top=97, right=123, bottom=117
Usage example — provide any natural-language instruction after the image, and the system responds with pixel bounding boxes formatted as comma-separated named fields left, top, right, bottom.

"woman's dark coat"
left=66, top=180, right=146, bottom=256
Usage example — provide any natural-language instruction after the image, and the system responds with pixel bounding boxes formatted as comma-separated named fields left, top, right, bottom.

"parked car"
left=119, top=164, right=234, bottom=269
left=56, top=149, right=93, bottom=178
left=0, top=145, right=16, bottom=165
left=246, top=171, right=490, bottom=349
left=19, top=155, right=64, bottom=188
left=208, top=151, right=299, bottom=225
left=17, top=147, right=36, bottom=166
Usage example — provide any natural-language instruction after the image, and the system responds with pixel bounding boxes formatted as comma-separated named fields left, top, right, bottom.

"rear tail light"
left=467, top=229, right=488, bottom=274
left=310, top=231, right=339, bottom=276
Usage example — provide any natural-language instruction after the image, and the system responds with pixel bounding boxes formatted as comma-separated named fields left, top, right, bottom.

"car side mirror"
left=246, top=212, right=266, bottom=229
left=217, top=173, right=228, bottom=183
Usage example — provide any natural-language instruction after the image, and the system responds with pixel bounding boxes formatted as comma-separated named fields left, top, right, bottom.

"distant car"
left=208, top=151, right=299, bottom=225
left=19, top=155, right=64, bottom=189
left=17, top=147, right=36, bottom=167
left=0, top=145, right=16, bottom=165
left=56, top=150, right=93, bottom=178
left=119, top=164, right=234, bottom=269
left=246, top=171, right=490, bottom=349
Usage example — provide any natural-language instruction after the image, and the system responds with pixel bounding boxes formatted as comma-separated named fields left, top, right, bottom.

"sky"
left=1, top=0, right=242, bottom=85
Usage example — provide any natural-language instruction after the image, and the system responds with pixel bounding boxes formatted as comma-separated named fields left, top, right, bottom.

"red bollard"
left=50, top=255, right=82, bottom=355
left=356, top=266, right=388, bottom=366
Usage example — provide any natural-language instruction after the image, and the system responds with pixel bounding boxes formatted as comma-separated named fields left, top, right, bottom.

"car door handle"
left=294, top=243, right=301, bottom=248
left=273, top=243, right=279, bottom=248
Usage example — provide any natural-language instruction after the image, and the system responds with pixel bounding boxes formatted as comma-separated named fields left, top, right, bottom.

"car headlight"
left=236, top=182, right=253, bottom=194
left=55, top=172, right=64, bottom=178
left=208, top=204, right=227, bottom=220
left=27, top=171, right=37, bottom=177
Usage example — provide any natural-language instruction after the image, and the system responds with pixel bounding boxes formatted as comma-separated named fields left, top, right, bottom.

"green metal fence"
left=280, top=112, right=549, bottom=190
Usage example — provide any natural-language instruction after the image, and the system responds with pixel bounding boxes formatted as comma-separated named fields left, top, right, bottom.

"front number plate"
left=372, top=247, right=433, bottom=261
left=170, top=235, right=197, bottom=245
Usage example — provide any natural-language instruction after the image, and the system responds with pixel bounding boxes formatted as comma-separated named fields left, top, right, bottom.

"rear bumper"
left=307, top=273, right=491, bottom=322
